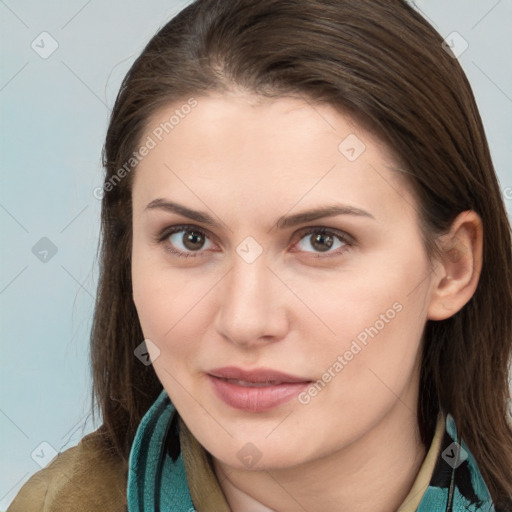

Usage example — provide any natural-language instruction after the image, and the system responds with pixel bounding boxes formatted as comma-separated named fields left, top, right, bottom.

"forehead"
left=132, top=92, right=415, bottom=225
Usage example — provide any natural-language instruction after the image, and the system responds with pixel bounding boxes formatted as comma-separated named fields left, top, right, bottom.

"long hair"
left=90, top=0, right=512, bottom=506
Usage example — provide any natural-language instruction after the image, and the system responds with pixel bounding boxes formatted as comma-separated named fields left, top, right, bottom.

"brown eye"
left=294, top=228, right=351, bottom=256
left=161, top=226, right=214, bottom=257
left=309, top=232, right=335, bottom=252
left=181, top=230, right=206, bottom=251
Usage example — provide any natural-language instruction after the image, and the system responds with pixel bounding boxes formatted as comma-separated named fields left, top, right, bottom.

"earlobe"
left=427, top=210, right=483, bottom=321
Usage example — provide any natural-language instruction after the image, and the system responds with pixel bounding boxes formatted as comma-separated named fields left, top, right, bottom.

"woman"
left=9, top=0, right=512, bottom=510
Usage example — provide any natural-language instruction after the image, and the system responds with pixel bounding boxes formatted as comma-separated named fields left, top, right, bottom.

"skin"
left=131, top=91, right=483, bottom=512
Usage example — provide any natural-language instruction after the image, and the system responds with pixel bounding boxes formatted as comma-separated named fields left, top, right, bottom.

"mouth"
left=207, top=366, right=312, bottom=412
left=214, top=378, right=289, bottom=387
left=208, top=366, right=310, bottom=383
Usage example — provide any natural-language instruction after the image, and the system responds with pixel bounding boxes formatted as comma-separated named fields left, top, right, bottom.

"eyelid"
left=155, top=224, right=213, bottom=244
left=155, top=224, right=216, bottom=258
left=289, top=226, right=354, bottom=258
left=293, top=226, right=355, bottom=245
left=155, top=223, right=355, bottom=258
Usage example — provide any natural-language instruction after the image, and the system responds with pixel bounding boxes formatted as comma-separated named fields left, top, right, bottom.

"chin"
left=203, top=430, right=320, bottom=472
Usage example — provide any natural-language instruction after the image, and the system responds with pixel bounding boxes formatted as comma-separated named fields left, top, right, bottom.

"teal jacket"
left=127, top=389, right=499, bottom=511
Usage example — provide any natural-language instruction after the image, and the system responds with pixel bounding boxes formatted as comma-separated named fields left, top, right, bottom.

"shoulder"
left=8, top=427, right=127, bottom=512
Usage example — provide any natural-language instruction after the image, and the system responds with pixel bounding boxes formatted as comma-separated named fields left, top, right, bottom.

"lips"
left=207, top=366, right=311, bottom=412
left=208, top=366, right=309, bottom=383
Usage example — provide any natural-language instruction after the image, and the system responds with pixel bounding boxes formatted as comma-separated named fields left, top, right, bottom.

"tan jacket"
left=8, top=414, right=446, bottom=511
left=7, top=429, right=127, bottom=512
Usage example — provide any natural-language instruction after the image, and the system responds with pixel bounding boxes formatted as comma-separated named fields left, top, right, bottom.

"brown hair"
left=91, top=0, right=512, bottom=506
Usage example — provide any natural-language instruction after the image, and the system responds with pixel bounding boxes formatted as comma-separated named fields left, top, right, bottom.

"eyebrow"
left=144, top=198, right=376, bottom=230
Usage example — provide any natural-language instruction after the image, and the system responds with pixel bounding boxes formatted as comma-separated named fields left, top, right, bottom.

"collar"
left=126, top=390, right=194, bottom=511
left=127, top=389, right=496, bottom=511
left=416, top=413, right=496, bottom=511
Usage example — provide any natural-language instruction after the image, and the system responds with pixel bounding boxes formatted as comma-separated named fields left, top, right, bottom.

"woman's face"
left=131, top=92, right=438, bottom=470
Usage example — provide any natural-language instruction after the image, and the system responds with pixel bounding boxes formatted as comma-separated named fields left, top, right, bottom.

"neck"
left=213, top=401, right=427, bottom=512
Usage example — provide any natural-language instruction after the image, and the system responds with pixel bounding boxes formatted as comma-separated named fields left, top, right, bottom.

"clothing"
left=8, top=389, right=499, bottom=511
left=127, top=389, right=497, bottom=511
left=7, top=425, right=127, bottom=512
left=155, top=399, right=442, bottom=511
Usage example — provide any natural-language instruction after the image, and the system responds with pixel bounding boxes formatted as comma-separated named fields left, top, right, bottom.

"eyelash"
left=155, top=224, right=354, bottom=259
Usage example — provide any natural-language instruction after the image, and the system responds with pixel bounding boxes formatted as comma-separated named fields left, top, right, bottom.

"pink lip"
left=207, top=366, right=311, bottom=412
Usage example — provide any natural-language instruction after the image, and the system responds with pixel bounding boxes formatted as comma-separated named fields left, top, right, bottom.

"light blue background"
left=1, top=1, right=511, bottom=508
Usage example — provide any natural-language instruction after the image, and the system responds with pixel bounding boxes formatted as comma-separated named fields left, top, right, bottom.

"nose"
left=213, top=254, right=289, bottom=348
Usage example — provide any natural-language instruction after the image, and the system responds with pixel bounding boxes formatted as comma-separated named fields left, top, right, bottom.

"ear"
left=427, top=210, right=483, bottom=321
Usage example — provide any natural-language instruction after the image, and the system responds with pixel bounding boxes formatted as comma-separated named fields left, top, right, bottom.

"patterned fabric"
left=127, top=389, right=500, bottom=511
left=127, top=389, right=194, bottom=511
left=417, top=415, right=496, bottom=511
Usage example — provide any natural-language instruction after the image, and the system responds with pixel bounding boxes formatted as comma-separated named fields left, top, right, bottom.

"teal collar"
left=127, top=389, right=194, bottom=511
left=417, top=413, right=496, bottom=511
left=127, top=389, right=497, bottom=511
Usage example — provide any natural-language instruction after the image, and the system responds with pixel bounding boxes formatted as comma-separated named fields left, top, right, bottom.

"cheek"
left=303, top=245, right=430, bottom=398
left=132, top=237, right=192, bottom=338
left=131, top=254, right=215, bottom=374
left=298, top=255, right=427, bottom=348
left=132, top=273, right=202, bottom=407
